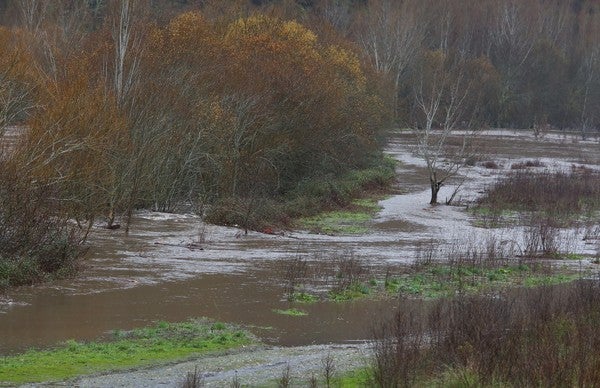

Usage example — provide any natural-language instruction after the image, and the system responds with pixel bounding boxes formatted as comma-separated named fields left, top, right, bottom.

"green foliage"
left=329, top=282, right=371, bottom=302
left=0, top=319, right=252, bottom=384
left=205, top=154, right=395, bottom=232
left=290, top=292, right=319, bottom=304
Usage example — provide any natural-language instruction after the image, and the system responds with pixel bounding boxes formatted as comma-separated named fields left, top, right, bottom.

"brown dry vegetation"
left=373, top=280, right=600, bottom=387
left=477, top=167, right=600, bottom=220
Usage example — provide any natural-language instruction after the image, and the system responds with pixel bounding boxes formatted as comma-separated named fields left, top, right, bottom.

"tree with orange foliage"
left=17, top=56, right=131, bottom=231
left=0, top=27, right=40, bottom=134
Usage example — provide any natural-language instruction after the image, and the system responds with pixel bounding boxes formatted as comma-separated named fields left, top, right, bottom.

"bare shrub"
left=322, top=353, right=336, bottom=388
left=480, top=160, right=500, bottom=169
left=477, top=170, right=600, bottom=220
left=181, top=366, right=204, bottom=388
left=510, top=159, right=546, bottom=169
left=373, top=280, right=600, bottom=386
left=583, top=224, right=600, bottom=242
left=331, top=251, right=369, bottom=292
left=522, top=217, right=561, bottom=257
left=372, top=298, right=427, bottom=387
left=0, top=164, right=85, bottom=288
left=194, top=224, right=211, bottom=245
left=277, top=364, right=291, bottom=388
left=281, top=255, right=310, bottom=301
left=413, top=239, right=440, bottom=268
left=230, top=371, right=241, bottom=388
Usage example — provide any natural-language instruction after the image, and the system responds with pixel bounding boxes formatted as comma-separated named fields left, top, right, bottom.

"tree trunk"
left=430, top=181, right=440, bottom=205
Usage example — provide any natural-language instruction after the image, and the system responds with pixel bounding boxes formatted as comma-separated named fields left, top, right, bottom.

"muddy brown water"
left=1, top=130, right=598, bottom=356
left=0, top=272, right=398, bottom=355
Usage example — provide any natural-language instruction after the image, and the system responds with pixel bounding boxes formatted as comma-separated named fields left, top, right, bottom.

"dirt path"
left=24, top=343, right=372, bottom=387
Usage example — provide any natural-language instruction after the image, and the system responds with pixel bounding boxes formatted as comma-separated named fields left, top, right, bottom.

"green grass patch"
left=290, top=291, right=319, bottom=304
left=297, top=210, right=372, bottom=234
left=0, top=319, right=253, bottom=384
left=272, top=308, right=308, bottom=316
left=296, top=195, right=383, bottom=235
left=329, top=282, right=372, bottom=302
left=387, top=263, right=581, bottom=299
left=561, top=253, right=586, bottom=260
left=337, top=368, right=373, bottom=386
left=323, top=263, right=582, bottom=302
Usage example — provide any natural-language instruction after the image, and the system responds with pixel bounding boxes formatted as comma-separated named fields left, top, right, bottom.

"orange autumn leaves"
left=9, top=11, right=384, bottom=223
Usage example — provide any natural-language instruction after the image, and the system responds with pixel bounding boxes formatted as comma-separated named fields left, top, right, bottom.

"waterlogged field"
left=1, top=130, right=599, bottom=385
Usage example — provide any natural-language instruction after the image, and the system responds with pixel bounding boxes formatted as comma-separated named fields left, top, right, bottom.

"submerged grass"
left=329, top=282, right=372, bottom=302
left=385, top=263, right=581, bottom=299
left=290, top=291, right=319, bottom=304
left=0, top=319, right=253, bottom=384
left=272, top=308, right=308, bottom=317
left=323, top=262, right=581, bottom=302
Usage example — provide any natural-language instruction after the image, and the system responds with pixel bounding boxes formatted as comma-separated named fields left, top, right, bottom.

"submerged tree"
left=410, top=50, right=499, bottom=204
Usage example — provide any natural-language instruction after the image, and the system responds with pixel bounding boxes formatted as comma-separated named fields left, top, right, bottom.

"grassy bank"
left=205, top=154, right=396, bottom=233
left=0, top=319, right=253, bottom=384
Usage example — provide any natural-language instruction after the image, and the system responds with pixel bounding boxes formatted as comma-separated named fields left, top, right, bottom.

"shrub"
left=0, top=163, right=84, bottom=288
left=480, top=160, right=500, bottom=169
left=510, top=159, right=546, bottom=169
left=373, top=280, right=600, bottom=386
left=476, top=169, right=600, bottom=220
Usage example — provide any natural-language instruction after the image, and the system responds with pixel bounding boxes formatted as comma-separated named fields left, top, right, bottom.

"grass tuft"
left=272, top=308, right=308, bottom=316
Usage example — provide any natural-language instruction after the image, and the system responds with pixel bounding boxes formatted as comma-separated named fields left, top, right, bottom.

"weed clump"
left=480, top=160, right=501, bottom=169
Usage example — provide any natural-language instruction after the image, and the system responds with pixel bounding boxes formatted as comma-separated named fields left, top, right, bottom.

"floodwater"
left=1, top=130, right=599, bottom=355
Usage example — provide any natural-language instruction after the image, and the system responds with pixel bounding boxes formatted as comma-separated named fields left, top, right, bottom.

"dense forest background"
left=0, top=0, right=599, bottom=285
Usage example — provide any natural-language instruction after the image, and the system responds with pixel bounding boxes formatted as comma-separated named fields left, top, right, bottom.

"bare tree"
left=354, top=0, right=423, bottom=120
left=109, top=0, right=146, bottom=107
left=411, top=51, right=487, bottom=204
left=578, top=44, right=600, bottom=139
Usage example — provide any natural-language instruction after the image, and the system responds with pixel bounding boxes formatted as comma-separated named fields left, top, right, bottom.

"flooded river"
left=1, top=130, right=599, bottom=355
